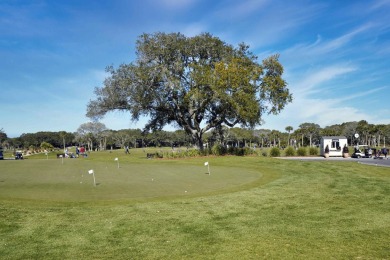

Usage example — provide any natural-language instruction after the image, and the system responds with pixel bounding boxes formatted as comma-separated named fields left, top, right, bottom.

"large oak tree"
left=87, top=32, right=292, bottom=149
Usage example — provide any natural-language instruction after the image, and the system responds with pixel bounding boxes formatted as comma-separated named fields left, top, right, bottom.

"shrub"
left=243, top=147, right=254, bottom=156
left=155, top=152, right=164, bottom=158
left=227, top=146, right=235, bottom=155
left=269, top=147, right=281, bottom=157
left=225, top=147, right=254, bottom=156
left=261, top=149, right=267, bottom=157
left=343, top=145, right=349, bottom=153
left=309, top=147, right=318, bottom=156
left=325, top=145, right=329, bottom=153
left=204, top=148, right=211, bottom=156
left=284, top=146, right=296, bottom=157
left=297, top=147, right=307, bottom=156
left=186, top=149, right=200, bottom=157
left=234, top=148, right=245, bottom=156
left=211, top=144, right=226, bottom=156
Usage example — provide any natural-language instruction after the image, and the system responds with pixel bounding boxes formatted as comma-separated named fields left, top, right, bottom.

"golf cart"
left=351, top=145, right=375, bottom=158
left=15, top=151, right=23, bottom=160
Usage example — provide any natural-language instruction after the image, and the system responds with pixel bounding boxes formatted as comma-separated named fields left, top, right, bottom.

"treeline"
left=0, top=128, right=191, bottom=151
left=0, top=120, right=389, bottom=151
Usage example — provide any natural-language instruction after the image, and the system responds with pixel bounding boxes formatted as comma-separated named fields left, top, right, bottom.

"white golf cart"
left=351, top=145, right=375, bottom=158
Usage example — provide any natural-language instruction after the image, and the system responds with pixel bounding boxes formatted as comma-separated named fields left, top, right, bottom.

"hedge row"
left=152, top=146, right=320, bottom=159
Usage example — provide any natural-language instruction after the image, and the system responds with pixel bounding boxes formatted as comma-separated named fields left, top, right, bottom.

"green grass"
left=0, top=148, right=389, bottom=259
left=0, top=149, right=269, bottom=202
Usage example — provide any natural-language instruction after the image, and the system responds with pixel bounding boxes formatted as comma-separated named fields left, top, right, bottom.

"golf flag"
left=204, top=162, right=210, bottom=175
left=88, top=169, right=96, bottom=186
left=115, top=157, right=120, bottom=168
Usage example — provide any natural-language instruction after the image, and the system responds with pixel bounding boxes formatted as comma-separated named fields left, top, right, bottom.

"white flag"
left=204, top=162, right=209, bottom=166
left=88, top=169, right=94, bottom=174
left=114, top=158, right=118, bottom=161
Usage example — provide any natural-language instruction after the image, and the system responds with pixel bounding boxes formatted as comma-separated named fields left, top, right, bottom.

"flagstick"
left=92, top=172, right=96, bottom=186
left=88, top=170, right=96, bottom=187
left=204, top=162, right=210, bottom=175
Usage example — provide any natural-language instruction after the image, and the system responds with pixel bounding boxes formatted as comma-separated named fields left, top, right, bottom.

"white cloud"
left=215, top=0, right=270, bottom=20
left=321, top=24, right=373, bottom=51
left=261, top=79, right=388, bottom=132
left=262, top=97, right=366, bottom=131
left=214, top=1, right=323, bottom=49
left=293, top=65, right=357, bottom=96
left=284, top=24, right=373, bottom=63
left=182, top=22, right=208, bottom=37
left=260, top=60, right=384, bottom=131
left=370, top=0, right=390, bottom=10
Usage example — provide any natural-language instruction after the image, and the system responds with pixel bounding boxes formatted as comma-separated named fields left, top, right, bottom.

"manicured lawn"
left=0, top=149, right=389, bottom=259
left=0, top=150, right=268, bottom=202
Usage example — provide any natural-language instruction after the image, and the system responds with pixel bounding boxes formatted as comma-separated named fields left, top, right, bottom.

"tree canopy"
left=87, top=32, right=292, bottom=149
left=75, top=122, right=108, bottom=151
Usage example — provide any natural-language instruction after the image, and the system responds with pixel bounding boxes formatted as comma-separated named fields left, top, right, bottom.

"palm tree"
left=269, top=130, right=282, bottom=147
left=59, top=131, right=67, bottom=153
left=372, top=124, right=386, bottom=148
left=341, top=121, right=358, bottom=146
left=356, top=120, right=369, bottom=145
left=299, top=123, right=320, bottom=147
left=285, top=126, right=293, bottom=146
left=253, top=129, right=270, bottom=148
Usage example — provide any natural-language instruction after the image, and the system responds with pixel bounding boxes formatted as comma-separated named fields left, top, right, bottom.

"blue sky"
left=1, top=0, right=389, bottom=137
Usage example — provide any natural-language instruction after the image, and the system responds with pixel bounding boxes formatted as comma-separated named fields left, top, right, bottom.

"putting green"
left=0, top=157, right=268, bottom=202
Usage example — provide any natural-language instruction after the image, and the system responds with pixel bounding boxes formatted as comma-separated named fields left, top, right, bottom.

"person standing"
left=382, top=147, right=388, bottom=159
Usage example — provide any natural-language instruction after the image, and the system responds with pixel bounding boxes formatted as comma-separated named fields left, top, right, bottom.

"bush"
left=227, top=146, right=235, bottom=155
left=185, top=149, right=200, bottom=157
left=225, top=147, right=255, bottom=156
left=309, top=147, right=318, bottom=156
left=325, top=145, right=329, bottom=153
left=211, top=144, right=226, bottom=156
left=269, top=147, right=281, bottom=157
left=234, top=148, right=244, bottom=156
left=261, top=149, right=267, bottom=157
left=204, top=148, right=211, bottom=156
left=284, top=146, right=296, bottom=157
left=243, top=147, right=254, bottom=156
left=297, top=147, right=307, bottom=156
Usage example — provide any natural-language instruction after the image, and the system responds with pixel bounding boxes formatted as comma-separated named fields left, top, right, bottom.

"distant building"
left=320, top=136, right=348, bottom=157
